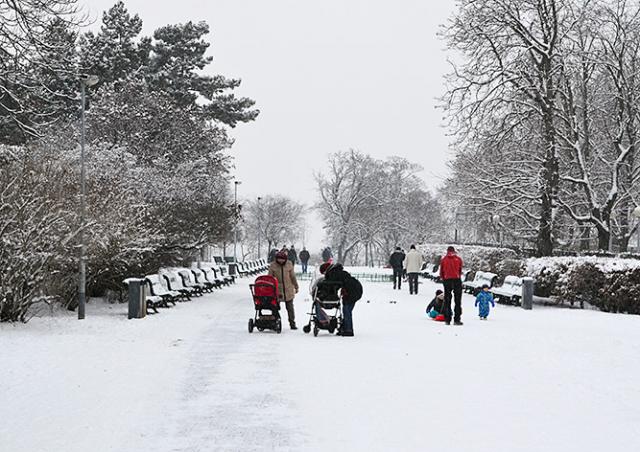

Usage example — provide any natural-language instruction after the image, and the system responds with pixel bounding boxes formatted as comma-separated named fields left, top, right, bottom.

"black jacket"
left=299, top=250, right=310, bottom=263
left=321, top=248, right=332, bottom=262
left=427, top=297, right=444, bottom=313
left=324, top=264, right=363, bottom=305
left=288, top=248, right=297, bottom=264
left=389, top=251, right=405, bottom=269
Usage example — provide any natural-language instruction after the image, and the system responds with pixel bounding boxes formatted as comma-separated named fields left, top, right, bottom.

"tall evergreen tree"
left=148, top=21, right=259, bottom=127
left=79, top=1, right=151, bottom=85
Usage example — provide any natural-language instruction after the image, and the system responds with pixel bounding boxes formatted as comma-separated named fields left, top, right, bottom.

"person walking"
left=323, top=263, right=363, bottom=336
left=268, top=250, right=299, bottom=329
left=439, top=246, right=464, bottom=326
left=299, top=247, right=310, bottom=273
left=268, top=247, right=278, bottom=263
left=288, top=245, right=297, bottom=267
left=404, top=244, right=423, bottom=295
left=321, top=247, right=333, bottom=263
left=475, top=284, right=495, bottom=320
left=389, top=247, right=405, bottom=290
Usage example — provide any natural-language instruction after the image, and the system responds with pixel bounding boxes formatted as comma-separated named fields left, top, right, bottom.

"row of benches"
left=130, top=258, right=268, bottom=314
left=234, top=259, right=269, bottom=277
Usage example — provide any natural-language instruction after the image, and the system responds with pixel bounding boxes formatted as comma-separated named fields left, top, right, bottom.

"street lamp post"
left=233, top=180, right=241, bottom=262
left=492, top=214, right=502, bottom=246
left=78, top=75, right=99, bottom=320
left=632, top=206, right=640, bottom=251
left=257, top=196, right=262, bottom=260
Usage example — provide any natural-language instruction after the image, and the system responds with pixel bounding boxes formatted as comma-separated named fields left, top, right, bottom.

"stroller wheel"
left=275, top=319, right=282, bottom=334
left=313, top=325, right=319, bottom=337
left=248, top=318, right=254, bottom=333
left=303, top=324, right=311, bottom=334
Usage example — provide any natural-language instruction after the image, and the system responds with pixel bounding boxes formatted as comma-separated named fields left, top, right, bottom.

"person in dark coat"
left=321, top=247, right=332, bottom=263
left=299, top=247, right=310, bottom=273
left=439, top=246, right=464, bottom=325
left=288, top=245, right=297, bottom=266
left=323, top=263, right=363, bottom=336
left=389, top=247, right=405, bottom=290
left=426, top=289, right=445, bottom=318
left=268, top=247, right=278, bottom=263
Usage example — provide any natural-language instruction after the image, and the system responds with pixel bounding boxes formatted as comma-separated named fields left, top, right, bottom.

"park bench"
left=162, top=271, right=197, bottom=300
left=178, top=269, right=205, bottom=295
left=219, top=264, right=236, bottom=284
left=423, top=263, right=440, bottom=281
left=145, top=274, right=180, bottom=306
left=462, top=271, right=498, bottom=295
left=491, top=275, right=523, bottom=306
left=190, top=268, right=216, bottom=292
left=199, top=267, right=223, bottom=289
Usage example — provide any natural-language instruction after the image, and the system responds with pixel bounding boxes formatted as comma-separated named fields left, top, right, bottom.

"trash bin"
left=125, top=278, right=147, bottom=319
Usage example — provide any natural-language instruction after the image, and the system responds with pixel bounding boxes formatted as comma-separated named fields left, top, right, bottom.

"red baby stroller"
left=248, top=275, right=282, bottom=334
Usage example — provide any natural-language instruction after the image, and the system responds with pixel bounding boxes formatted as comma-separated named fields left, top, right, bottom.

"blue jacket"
left=475, top=291, right=495, bottom=307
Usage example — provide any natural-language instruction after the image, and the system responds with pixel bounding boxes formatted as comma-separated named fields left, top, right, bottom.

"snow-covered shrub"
left=418, top=243, right=519, bottom=274
left=525, top=257, right=640, bottom=313
left=0, top=146, right=78, bottom=321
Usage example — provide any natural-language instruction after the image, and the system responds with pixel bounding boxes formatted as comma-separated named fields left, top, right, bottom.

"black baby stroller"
left=303, top=279, right=342, bottom=337
left=248, top=275, right=282, bottom=333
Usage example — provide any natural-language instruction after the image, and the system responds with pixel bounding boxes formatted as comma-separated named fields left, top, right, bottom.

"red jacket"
left=439, top=251, right=463, bottom=280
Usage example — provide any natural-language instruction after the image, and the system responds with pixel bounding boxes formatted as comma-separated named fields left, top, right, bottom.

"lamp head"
left=81, top=75, right=100, bottom=87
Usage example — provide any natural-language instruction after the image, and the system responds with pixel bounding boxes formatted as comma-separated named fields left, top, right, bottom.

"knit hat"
left=275, top=251, right=287, bottom=260
left=319, top=262, right=332, bottom=274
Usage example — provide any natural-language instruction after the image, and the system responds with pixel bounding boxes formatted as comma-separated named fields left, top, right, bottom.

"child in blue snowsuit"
left=475, top=284, right=495, bottom=320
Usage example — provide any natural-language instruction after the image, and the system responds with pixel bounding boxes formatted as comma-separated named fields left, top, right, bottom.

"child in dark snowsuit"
left=426, top=289, right=445, bottom=319
left=475, top=284, right=495, bottom=320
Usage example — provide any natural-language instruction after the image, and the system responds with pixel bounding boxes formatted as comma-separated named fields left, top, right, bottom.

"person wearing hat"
left=439, top=246, right=464, bottom=325
left=389, top=247, right=405, bottom=290
left=323, top=263, right=363, bottom=336
left=475, top=284, right=495, bottom=320
left=426, top=289, right=445, bottom=319
left=268, top=250, right=299, bottom=329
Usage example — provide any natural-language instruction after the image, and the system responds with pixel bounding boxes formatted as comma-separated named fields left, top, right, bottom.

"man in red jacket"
left=439, top=246, right=464, bottom=325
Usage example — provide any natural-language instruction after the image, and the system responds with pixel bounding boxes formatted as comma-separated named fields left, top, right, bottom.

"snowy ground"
left=2, top=276, right=640, bottom=452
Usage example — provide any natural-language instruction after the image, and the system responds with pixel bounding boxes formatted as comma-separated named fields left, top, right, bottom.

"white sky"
left=82, top=0, right=457, bottom=253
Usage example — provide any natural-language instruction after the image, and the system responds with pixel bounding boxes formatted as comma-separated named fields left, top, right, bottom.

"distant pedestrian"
left=404, top=244, right=423, bottom=295
left=475, top=284, right=495, bottom=320
left=268, top=250, right=299, bottom=330
left=288, top=245, right=297, bottom=266
left=321, top=247, right=333, bottom=263
left=299, top=247, right=310, bottom=273
left=439, top=246, right=464, bottom=326
left=268, top=247, right=278, bottom=263
left=323, top=263, right=363, bottom=336
left=389, top=247, right=405, bottom=290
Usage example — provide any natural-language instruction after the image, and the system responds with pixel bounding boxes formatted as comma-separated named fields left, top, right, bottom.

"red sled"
left=434, top=314, right=445, bottom=322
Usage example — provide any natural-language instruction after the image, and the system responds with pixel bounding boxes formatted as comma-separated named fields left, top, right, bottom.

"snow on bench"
left=491, top=275, right=523, bottom=305
left=462, top=271, right=498, bottom=294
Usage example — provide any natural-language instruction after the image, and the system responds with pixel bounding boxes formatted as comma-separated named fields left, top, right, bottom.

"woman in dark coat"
left=323, top=263, right=363, bottom=336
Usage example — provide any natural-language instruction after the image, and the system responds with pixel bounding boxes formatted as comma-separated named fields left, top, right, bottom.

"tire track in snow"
left=148, top=288, right=308, bottom=452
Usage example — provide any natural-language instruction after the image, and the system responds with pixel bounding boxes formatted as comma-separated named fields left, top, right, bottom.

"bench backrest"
left=145, top=274, right=168, bottom=295
left=503, top=275, right=523, bottom=291
left=178, top=269, right=195, bottom=285
left=163, top=271, right=187, bottom=290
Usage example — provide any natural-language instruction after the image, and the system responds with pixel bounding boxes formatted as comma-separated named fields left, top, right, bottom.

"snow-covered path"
left=2, top=277, right=640, bottom=452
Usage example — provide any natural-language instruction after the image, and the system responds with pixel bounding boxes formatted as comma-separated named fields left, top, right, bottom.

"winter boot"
left=454, top=320, right=464, bottom=326
left=290, top=322, right=298, bottom=330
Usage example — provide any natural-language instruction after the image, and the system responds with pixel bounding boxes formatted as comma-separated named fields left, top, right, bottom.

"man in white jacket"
left=405, top=244, right=424, bottom=295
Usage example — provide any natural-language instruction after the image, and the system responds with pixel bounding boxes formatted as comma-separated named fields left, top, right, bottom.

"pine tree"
left=148, top=21, right=259, bottom=127
left=79, top=1, right=151, bottom=85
